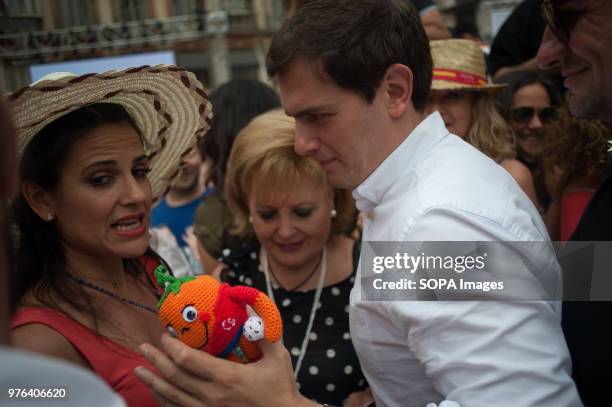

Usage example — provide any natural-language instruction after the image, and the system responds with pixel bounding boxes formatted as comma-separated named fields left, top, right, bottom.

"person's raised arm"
left=420, top=8, right=451, bottom=40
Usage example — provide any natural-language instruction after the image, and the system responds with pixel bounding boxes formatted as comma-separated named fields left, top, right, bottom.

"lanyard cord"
left=263, top=247, right=327, bottom=380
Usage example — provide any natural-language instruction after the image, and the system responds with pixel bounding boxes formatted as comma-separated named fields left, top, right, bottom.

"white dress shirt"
left=349, top=112, right=582, bottom=407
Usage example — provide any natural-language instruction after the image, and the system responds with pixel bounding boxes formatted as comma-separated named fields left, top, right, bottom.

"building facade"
left=0, top=0, right=301, bottom=91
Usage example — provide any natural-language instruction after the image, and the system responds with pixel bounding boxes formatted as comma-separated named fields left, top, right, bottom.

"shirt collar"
left=352, top=112, right=449, bottom=213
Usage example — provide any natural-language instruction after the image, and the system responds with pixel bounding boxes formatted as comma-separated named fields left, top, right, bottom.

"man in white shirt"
left=133, top=1, right=581, bottom=406
left=269, top=1, right=579, bottom=406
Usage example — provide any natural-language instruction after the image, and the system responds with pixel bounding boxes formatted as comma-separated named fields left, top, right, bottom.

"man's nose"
left=536, top=27, right=566, bottom=71
left=293, top=122, right=320, bottom=156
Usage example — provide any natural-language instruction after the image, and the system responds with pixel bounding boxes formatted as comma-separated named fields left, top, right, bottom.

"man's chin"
left=170, top=176, right=200, bottom=195
left=568, top=91, right=605, bottom=120
left=328, top=173, right=358, bottom=190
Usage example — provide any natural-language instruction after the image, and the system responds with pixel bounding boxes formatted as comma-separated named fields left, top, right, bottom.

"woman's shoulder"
left=500, top=158, right=534, bottom=182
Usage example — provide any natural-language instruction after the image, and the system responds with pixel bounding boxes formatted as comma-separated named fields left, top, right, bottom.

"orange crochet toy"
left=155, top=266, right=282, bottom=363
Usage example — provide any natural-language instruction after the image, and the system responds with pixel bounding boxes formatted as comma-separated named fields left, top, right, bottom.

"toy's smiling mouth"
left=197, top=322, right=209, bottom=350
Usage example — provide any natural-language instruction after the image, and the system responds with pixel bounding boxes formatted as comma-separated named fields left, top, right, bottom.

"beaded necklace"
left=263, top=247, right=327, bottom=380
left=66, top=273, right=159, bottom=315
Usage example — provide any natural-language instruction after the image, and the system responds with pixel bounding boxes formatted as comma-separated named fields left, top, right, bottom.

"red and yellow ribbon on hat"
left=433, top=68, right=488, bottom=87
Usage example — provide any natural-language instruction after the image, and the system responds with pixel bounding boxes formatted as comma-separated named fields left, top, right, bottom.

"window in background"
left=113, top=0, right=150, bottom=21
left=172, top=0, right=204, bottom=16
left=59, top=0, right=97, bottom=27
left=5, top=0, right=40, bottom=16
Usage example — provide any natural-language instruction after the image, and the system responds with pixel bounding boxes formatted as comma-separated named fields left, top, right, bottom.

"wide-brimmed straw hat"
left=430, top=39, right=505, bottom=92
left=8, top=65, right=212, bottom=202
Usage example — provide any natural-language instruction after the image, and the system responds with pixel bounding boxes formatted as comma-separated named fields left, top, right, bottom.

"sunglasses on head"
left=510, top=106, right=559, bottom=124
left=541, top=0, right=570, bottom=43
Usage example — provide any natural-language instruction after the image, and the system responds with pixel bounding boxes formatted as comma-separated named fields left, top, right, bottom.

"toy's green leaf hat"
left=154, top=265, right=196, bottom=307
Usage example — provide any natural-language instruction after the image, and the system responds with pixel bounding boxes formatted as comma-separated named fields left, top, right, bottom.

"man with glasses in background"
left=538, top=1, right=612, bottom=405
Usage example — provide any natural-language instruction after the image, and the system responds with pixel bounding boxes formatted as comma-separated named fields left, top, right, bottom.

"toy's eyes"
left=166, top=325, right=177, bottom=338
left=182, top=305, right=198, bottom=322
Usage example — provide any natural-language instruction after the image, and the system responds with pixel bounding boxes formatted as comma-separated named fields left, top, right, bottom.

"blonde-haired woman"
left=426, top=39, right=540, bottom=207
left=216, top=109, right=371, bottom=406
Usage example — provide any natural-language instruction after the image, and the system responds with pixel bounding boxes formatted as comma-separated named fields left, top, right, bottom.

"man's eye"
left=305, top=113, right=331, bottom=123
left=294, top=207, right=314, bottom=218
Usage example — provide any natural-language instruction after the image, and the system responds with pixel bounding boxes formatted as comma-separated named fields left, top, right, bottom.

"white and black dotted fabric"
left=220, top=242, right=367, bottom=406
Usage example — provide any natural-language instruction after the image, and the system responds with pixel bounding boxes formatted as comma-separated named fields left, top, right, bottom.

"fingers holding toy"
left=147, top=267, right=315, bottom=406
left=157, top=333, right=234, bottom=382
left=142, top=333, right=315, bottom=407
left=154, top=266, right=283, bottom=363
left=135, top=342, right=213, bottom=406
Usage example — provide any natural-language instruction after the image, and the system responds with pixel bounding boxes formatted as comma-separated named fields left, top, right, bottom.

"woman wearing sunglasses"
left=426, top=39, right=540, bottom=207
left=496, top=69, right=563, bottom=214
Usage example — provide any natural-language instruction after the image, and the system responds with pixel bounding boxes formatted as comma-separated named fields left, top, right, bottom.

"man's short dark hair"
left=266, top=0, right=432, bottom=111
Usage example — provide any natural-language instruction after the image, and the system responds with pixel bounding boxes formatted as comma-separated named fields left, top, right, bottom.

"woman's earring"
left=248, top=216, right=254, bottom=223
left=331, top=209, right=337, bottom=219
left=47, top=213, right=55, bottom=221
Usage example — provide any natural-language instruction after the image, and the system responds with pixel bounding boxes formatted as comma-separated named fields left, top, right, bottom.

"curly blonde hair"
left=465, top=93, right=516, bottom=162
left=224, top=109, right=355, bottom=237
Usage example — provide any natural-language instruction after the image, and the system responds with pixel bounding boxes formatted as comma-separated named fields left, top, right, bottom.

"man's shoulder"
left=416, top=135, right=509, bottom=189
left=412, top=141, right=543, bottom=236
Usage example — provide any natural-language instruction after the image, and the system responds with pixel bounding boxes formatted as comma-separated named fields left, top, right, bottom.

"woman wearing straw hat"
left=8, top=66, right=212, bottom=407
left=426, top=39, right=540, bottom=208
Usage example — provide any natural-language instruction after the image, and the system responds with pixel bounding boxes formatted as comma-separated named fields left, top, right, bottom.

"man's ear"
left=383, top=64, right=414, bottom=119
left=21, top=181, right=55, bottom=222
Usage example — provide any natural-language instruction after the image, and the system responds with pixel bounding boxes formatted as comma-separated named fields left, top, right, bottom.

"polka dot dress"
left=220, top=242, right=367, bottom=406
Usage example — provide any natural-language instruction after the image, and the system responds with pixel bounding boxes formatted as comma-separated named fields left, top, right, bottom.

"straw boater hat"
left=8, top=65, right=213, bottom=203
left=430, top=39, right=505, bottom=92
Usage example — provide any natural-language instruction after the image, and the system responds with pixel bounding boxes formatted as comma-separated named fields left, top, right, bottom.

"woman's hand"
left=135, top=333, right=318, bottom=407
left=343, top=387, right=374, bottom=407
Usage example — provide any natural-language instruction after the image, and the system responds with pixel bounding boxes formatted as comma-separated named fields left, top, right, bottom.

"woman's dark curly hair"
left=541, top=108, right=611, bottom=193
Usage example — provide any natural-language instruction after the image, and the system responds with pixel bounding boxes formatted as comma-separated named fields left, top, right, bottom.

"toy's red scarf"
left=207, top=283, right=260, bottom=357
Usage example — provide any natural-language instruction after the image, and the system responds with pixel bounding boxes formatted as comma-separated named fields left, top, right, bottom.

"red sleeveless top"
left=560, top=190, right=595, bottom=241
left=11, top=256, right=165, bottom=407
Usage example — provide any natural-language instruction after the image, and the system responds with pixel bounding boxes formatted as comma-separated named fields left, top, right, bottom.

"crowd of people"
left=1, top=0, right=611, bottom=406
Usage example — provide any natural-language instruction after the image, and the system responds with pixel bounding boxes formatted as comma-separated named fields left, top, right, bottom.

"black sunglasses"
left=510, top=106, right=559, bottom=124
left=541, top=0, right=570, bottom=43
